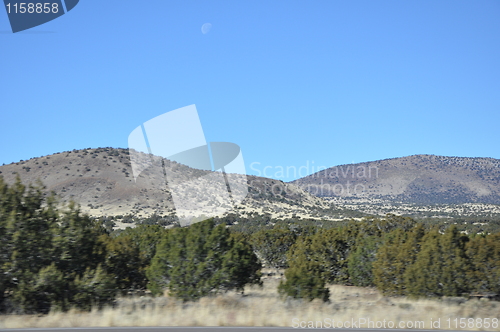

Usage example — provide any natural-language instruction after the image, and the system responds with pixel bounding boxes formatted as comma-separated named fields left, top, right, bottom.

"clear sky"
left=1, top=1, right=499, bottom=182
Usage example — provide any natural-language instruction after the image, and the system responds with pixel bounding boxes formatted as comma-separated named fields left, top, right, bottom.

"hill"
left=292, top=154, right=500, bottom=205
left=0, top=147, right=342, bottom=224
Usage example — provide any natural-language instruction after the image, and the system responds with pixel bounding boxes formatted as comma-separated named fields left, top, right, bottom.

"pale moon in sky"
left=201, top=23, right=212, bottom=34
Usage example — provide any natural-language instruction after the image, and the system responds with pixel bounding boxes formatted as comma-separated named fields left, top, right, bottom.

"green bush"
left=278, top=236, right=329, bottom=302
left=0, top=176, right=117, bottom=313
left=146, top=219, right=261, bottom=301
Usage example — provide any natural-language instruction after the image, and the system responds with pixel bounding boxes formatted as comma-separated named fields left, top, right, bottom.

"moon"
left=201, top=23, right=212, bottom=34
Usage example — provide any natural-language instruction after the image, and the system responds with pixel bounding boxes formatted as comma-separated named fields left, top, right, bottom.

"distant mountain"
left=0, top=148, right=333, bottom=222
left=292, top=155, right=500, bottom=205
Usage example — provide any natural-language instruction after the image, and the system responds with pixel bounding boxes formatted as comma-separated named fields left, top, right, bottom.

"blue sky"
left=1, top=0, right=499, bottom=181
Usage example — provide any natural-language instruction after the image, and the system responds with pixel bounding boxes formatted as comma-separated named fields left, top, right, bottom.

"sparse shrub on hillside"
left=221, top=213, right=274, bottom=234
left=121, top=214, right=135, bottom=223
left=136, top=213, right=177, bottom=226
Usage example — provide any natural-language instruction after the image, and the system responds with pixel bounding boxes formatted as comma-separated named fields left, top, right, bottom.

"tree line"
left=276, top=216, right=500, bottom=301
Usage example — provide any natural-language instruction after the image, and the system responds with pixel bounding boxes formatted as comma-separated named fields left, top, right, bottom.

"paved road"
left=0, top=327, right=465, bottom=332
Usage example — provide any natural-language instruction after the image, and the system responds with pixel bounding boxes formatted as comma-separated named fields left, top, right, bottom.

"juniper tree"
left=103, top=224, right=168, bottom=294
left=348, top=235, right=381, bottom=287
left=278, top=236, right=329, bottom=302
left=250, top=225, right=298, bottom=269
left=103, top=235, right=145, bottom=293
left=466, top=232, right=500, bottom=295
left=278, top=227, right=352, bottom=302
left=404, top=226, right=470, bottom=298
left=146, top=219, right=261, bottom=301
left=0, top=176, right=117, bottom=313
left=372, top=224, right=425, bottom=296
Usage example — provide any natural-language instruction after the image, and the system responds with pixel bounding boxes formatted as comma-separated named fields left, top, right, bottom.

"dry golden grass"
left=0, top=279, right=499, bottom=330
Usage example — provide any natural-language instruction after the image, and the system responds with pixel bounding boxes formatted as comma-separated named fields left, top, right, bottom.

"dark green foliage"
left=418, top=216, right=500, bottom=234
left=52, top=202, right=108, bottom=277
left=220, top=213, right=274, bottom=234
left=278, top=227, right=353, bottom=302
left=146, top=219, right=261, bottom=301
left=102, top=225, right=168, bottom=294
left=308, top=228, right=351, bottom=284
left=372, top=224, right=425, bottom=295
left=137, top=213, right=178, bottom=227
left=347, top=235, right=381, bottom=287
left=404, top=226, right=471, bottom=298
left=3, top=172, right=500, bottom=313
left=250, top=225, right=298, bottom=269
left=346, top=214, right=417, bottom=238
left=465, top=232, right=500, bottom=295
left=102, top=235, right=145, bottom=293
left=279, top=213, right=500, bottom=300
left=116, top=224, right=167, bottom=262
left=280, top=214, right=471, bottom=301
left=11, top=264, right=66, bottom=314
left=343, top=215, right=412, bottom=287
left=2, top=178, right=58, bottom=287
left=223, top=213, right=351, bottom=235
left=0, top=176, right=117, bottom=314
left=219, top=232, right=262, bottom=292
left=372, top=223, right=500, bottom=298
left=72, top=265, right=117, bottom=311
left=278, top=236, right=329, bottom=302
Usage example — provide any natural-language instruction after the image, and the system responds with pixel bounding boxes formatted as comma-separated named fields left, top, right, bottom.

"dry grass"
left=0, top=279, right=499, bottom=330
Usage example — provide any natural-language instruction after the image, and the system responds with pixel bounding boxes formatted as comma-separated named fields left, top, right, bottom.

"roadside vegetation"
left=1, top=280, right=499, bottom=330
